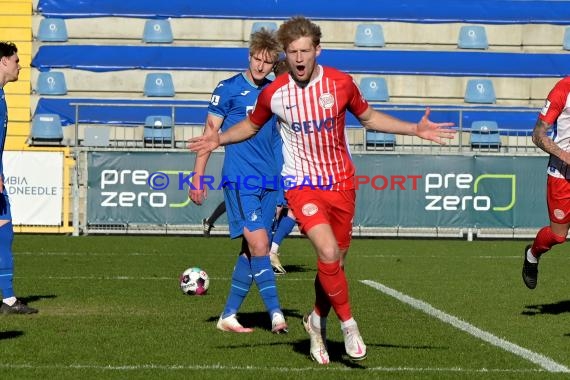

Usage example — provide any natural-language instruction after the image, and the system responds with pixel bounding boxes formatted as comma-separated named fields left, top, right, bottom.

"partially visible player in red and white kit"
left=522, top=77, right=570, bottom=290
left=189, top=16, right=456, bottom=364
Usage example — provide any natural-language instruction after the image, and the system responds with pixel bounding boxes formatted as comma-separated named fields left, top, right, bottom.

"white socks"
left=341, top=317, right=356, bottom=330
left=526, top=247, right=538, bottom=264
left=310, top=310, right=327, bottom=331
left=270, top=242, right=280, bottom=254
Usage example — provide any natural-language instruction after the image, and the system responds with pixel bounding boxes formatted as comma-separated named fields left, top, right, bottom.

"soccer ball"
left=179, top=267, right=209, bottom=295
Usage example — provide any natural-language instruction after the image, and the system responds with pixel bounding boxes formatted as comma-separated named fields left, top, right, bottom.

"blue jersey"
left=0, top=88, right=6, bottom=176
left=0, top=87, right=11, bottom=219
left=208, top=73, right=281, bottom=189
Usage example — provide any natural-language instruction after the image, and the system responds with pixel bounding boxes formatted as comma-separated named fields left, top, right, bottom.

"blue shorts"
left=0, top=192, right=11, bottom=221
left=223, top=183, right=278, bottom=240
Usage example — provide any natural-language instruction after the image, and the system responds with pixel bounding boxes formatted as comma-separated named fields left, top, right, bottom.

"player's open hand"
left=415, top=108, right=456, bottom=145
left=188, top=126, right=221, bottom=156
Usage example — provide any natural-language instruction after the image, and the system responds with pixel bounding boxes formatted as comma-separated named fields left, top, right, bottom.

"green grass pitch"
left=1, top=235, right=570, bottom=379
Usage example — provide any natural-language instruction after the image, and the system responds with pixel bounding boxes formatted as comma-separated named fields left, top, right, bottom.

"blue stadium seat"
left=354, top=23, right=385, bottom=47
left=251, top=21, right=278, bottom=34
left=359, top=77, right=389, bottom=102
left=36, top=71, right=67, bottom=95
left=464, top=79, right=496, bottom=104
left=37, top=18, right=68, bottom=42
left=470, top=120, right=501, bottom=150
left=564, top=27, right=570, bottom=50
left=144, top=73, right=175, bottom=97
left=144, top=115, right=173, bottom=146
left=366, top=130, right=396, bottom=150
left=30, top=113, right=63, bottom=144
left=458, top=25, right=488, bottom=49
left=143, top=19, right=173, bottom=43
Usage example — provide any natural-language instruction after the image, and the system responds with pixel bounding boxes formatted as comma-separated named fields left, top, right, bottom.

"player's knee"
left=317, top=245, right=340, bottom=262
left=247, top=239, right=269, bottom=256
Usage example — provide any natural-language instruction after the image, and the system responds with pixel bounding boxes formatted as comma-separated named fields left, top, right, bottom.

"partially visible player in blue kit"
left=0, top=41, right=38, bottom=314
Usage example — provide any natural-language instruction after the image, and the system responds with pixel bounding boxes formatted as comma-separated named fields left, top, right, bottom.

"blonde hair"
left=249, top=29, right=281, bottom=62
left=277, top=16, right=321, bottom=50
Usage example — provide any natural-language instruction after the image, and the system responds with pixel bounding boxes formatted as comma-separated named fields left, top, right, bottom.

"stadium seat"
left=37, top=18, right=68, bottom=42
left=354, top=23, right=385, bottom=47
left=464, top=79, right=496, bottom=104
left=36, top=71, right=67, bottom=95
left=251, top=21, right=278, bottom=34
left=458, top=25, right=489, bottom=49
left=359, top=77, right=389, bottom=102
left=144, top=73, right=175, bottom=97
left=143, top=19, right=173, bottom=43
left=144, top=115, right=173, bottom=146
left=30, top=113, right=63, bottom=145
left=564, top=27, right=570, bottom=50
left=365, top=130, right=396, bottom=150
left=470, top=120, right=501, bottom=150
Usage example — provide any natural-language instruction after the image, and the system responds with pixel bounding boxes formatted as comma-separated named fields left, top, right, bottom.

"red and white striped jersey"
left=249, top=65, right=369, bottom=190
left=539, top=77, right=570, bottom=178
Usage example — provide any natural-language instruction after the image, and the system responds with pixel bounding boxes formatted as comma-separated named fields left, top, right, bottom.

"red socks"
left=532, top=226, right=566, bottom=258
left=315, top=260, right=352, bottom=322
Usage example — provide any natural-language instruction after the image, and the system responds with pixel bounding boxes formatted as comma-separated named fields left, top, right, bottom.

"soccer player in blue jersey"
left=189, top=30, right=287, bottom=333
left=0, top=41, right=38, bottom=314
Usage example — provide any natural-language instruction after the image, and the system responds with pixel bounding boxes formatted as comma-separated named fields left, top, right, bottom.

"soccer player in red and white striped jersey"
left=522, top=76, right=570, bottom=290
left=189, top=16, right=455, bottom=364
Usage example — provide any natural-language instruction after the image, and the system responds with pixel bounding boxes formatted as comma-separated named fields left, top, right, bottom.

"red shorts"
left=285, top=188, right=355, bottom=249
left=547, top=175, right=570, bottom=224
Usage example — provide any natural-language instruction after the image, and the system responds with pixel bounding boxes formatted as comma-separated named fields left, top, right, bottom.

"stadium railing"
left=32, top=99, right=542, bottom=154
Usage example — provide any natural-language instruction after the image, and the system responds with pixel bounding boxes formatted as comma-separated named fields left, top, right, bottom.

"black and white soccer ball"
left=179, top=267, right=209, bottom=296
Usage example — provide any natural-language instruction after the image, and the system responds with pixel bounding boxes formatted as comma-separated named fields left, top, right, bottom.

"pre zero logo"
left=424, top=173, right=516, bottom=212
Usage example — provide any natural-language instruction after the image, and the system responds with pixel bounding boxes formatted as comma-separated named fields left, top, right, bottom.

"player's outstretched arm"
left=358, top=106, right=456, bottom=145
left=188, top=121, right=221, bottom=158
left=532, top=118, right=570, bottom=165
left=188, top=117, right=261, bottom=154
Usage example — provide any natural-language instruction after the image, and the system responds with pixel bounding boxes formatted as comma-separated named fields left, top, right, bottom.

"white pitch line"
left=0, top=362, right=546, bottom=373
left=362, top=280, right=569, bottom=373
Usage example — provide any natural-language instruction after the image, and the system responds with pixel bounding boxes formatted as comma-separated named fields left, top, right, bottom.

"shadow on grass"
left=291, top=339, right=368, bottom=368
left=522, top=300, right=570, bottom=316
left=282, top=264, right=313, bottom=274
left=20, top=294, right=57, bottom=302
left=207, top=311, right=368, bottom=368
left=0, top=331, right=24, bottom=340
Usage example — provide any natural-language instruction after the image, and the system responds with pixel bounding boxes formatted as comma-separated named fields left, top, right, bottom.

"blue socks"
left=0, top=222, right=15, bottom=299
left=273, top=215, right=295, bottom=245
left=222, top=254, right=253, bottom=318
left=250, top=255, right=281, bottom=316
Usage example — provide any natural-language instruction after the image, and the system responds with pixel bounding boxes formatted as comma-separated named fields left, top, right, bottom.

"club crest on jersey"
left=302, top=203, right=319, bottom=217
left=318, top=93, right=334, bottom=110
left=540, top=100, right=550, bottom=116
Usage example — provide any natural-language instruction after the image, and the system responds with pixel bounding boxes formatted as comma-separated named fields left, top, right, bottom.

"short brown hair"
left=249, top=29, right=281, bottom=62
left=0, top=41, right=17, bottom=59
left=277, top=16, right=321, bottom=51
